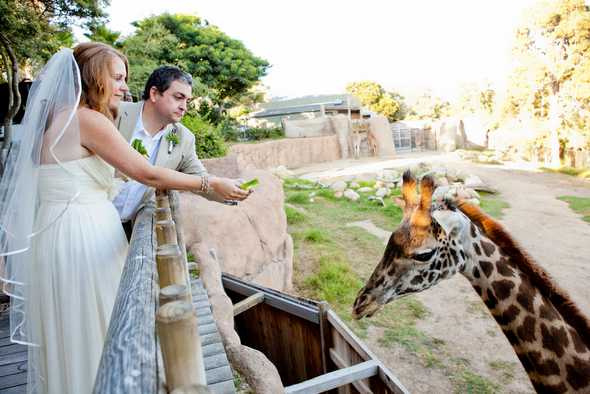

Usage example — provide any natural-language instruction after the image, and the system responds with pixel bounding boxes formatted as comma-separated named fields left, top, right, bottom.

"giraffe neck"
left=459, top=220, right=590, bottom=393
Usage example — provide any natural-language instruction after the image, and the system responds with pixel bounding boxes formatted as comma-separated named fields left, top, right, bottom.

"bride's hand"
left=210, top=177, right=253, bottom=201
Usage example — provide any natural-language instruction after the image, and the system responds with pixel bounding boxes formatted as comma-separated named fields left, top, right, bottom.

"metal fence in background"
left=529, top=146, right=589, bottom=168
left=563, top=149, right=590, bottom=169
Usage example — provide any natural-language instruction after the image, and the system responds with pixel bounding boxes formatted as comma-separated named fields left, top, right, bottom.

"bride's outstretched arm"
left=77, top=107, right=252, bottom=201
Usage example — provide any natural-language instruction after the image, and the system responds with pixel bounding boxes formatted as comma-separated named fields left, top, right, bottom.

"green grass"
left=490, top=360, right=517, bottom=384
left=451, top=366, right=502, bottom=394
left=556, top=196, right=590, bottom=223
left=304, top=228, right=332, bottom=243
left=539, top=166, right=590, bottom=178
left=478, top=193, right=510, bottom=220
left=284, top=205, right=309, bottom=224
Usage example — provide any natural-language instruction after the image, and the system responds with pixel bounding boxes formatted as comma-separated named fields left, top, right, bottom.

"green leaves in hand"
left=132, top=139, right=149, bottom=157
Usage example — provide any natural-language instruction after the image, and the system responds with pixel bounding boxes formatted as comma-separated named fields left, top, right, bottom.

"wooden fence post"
left=160, top=284, right=192, bottom=306
left=156, top=301, right=207, bottom=392
left=156, top=244, right=187, bottom=288
left=156, top=219, right=178, bottom=246
left=156, top=206, right=173, bottom=222
left=171, top=384, right=215, bottom=394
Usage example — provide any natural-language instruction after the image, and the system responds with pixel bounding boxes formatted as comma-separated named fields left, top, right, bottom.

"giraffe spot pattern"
left=460, top=249, right=465, bottom=259
left=505, top=330, right=520, bottom=346
left=566, top=355, right=590, bottom=390
left=473, top=243, right=481, bottom=256
left=410, top=275, right=424, bottom=285
left=451, top=249, right=459, bottom=264
left=470, top=222, right=477, bottom=238
left=517, top=316, right=537, bottom=343
left=492, top=279, right=515, bottom=301
left=539, top=299, right=561, bottom=322
left=480, top=240, right=496, bottom=257
left=516, top=280, right=536, bottom=314
left=484, top=289, right=498, bottom=310
left=479, top=261, right=494, bottom=278
left=472, top=267, right=480, bottom=278
left=473, top=285, right=483, bottom=296
left=517, top=352, right=532, bottom=372
left=568, top=328, right=590, bottom=353
left=540, top=323, right=569, bottom=358
left=494, top=305, right=520, bottom=325
left=532, top=381, right=568, bottom=394
left=496, top=257, right=516, bottom=277
left=529, top=350, right=561, bottom=377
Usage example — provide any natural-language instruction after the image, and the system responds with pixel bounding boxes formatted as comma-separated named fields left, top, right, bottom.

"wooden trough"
left=223, top=274, right=410, bottom=394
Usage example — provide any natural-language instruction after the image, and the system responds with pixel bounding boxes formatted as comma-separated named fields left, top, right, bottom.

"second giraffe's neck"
left=458, top=220, right=590, bottom=393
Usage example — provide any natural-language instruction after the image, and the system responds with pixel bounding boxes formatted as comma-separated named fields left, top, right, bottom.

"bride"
left=0, top=43, right=251, bottom=393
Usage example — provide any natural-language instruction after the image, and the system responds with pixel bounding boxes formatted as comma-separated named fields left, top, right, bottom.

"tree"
left=345, top=81, right=401, bottom=122
left=121, top=13, right=269, bottom=113
left=509, top=0, right=590, bottom=164
left=405, top=89, right=450, bottom=121
left=84, top=24, right=122, bottom=47
left=0, top=0, right=108, bottom=171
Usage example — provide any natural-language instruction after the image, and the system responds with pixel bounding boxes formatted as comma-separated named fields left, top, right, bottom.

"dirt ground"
left=291, top=153, right=590, bottom=393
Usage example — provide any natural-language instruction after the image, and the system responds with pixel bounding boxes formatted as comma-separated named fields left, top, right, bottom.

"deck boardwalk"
left=0, top=280, right=234, bottom=394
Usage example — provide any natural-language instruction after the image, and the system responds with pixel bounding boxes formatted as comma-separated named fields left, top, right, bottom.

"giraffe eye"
left=413, top=249, right=436, bottom=262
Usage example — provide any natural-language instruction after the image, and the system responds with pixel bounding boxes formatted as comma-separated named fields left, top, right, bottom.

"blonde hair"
left=73, top=42, right=129, bottom=122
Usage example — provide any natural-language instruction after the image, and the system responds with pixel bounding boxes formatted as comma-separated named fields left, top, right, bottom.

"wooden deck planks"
left=190, top=280, right=235, bottom=393
left=0, top=313, right=26, bottom=394
left=0, top=279, right=234, bottom=394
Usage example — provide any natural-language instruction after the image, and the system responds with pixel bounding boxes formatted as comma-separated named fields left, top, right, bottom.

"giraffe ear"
left=432, top=209, right=465, bottom=238
left=391, top=196, right=406, bottom=210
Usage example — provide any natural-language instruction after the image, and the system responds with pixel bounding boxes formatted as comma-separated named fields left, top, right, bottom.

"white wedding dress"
left=26, top=155, right=127, bottom=394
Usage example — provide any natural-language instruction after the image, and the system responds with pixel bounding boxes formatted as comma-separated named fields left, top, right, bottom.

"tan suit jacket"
left=115, top=102, right=211, bottom=219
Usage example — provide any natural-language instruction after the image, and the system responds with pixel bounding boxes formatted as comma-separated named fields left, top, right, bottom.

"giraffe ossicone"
left=352, top=170, right=590, bottom=393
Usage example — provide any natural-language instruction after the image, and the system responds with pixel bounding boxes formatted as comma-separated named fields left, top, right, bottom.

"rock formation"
left=366, top=115, right=396, bottom=156
left=180, top=155, right=293, bottom=292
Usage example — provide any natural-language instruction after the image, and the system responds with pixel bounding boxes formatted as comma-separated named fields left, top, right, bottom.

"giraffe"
left=352, top=122, right=361, bottom=160
left=364, top=120, right=378, bottom=157
left=352, top=171, right=590, bottom=393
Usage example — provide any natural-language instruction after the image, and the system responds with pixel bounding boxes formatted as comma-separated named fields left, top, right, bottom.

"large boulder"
left=181, top=156, right=293, bottom=292
left=367, top=115, right=396, bottom=156
left=330, top=114, right=352, bottom=159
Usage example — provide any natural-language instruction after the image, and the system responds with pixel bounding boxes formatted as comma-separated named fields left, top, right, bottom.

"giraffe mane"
left=456, top=200, right=590, bottom=343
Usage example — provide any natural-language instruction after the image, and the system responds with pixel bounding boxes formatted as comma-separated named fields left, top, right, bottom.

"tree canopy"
left=121, top=13, right=269, bottom=108
left=0, top=0, right=109, bottom=166
left=345, top=81, right=400, bottom=122
left=507, top=0, right=590, bottom=159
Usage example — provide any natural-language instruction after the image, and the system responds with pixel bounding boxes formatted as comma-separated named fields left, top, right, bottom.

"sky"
left=77, top=0, right=539, bottom=103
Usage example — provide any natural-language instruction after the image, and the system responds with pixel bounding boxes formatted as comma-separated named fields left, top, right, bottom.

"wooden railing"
left=93, top=190, right=211, bottom=394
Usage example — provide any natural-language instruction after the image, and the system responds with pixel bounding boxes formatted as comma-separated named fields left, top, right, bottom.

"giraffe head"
left=352, top=170, right=470, bottom=320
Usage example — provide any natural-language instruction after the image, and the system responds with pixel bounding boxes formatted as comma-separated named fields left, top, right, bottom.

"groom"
left=113, top=65, right=229, bottom=239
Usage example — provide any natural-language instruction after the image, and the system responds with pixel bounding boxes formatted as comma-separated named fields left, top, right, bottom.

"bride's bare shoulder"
left=77, top=107, right=112, bottom=130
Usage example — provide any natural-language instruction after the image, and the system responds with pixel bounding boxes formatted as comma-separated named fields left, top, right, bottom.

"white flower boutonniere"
left=167, top=127, right=180, bottom=154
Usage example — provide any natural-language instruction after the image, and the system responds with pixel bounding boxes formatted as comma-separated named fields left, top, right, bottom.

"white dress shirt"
left=112, top=104, right=167, bottom=221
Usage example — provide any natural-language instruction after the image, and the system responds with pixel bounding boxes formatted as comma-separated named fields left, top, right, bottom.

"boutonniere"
left=167, top=127, right=180, bottom=154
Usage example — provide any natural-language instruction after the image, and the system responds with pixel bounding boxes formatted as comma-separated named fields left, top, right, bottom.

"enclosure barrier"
left=93, top=189, right=211, bottom=394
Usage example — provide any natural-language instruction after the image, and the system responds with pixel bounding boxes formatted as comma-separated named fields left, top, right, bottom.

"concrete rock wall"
left=229, top=135, right=341, bottom=170
left=180, top=156, right=293, bottom=292
left=284, top=116, right=334, bottom=138
left=367, top=115, right=396, bottom=157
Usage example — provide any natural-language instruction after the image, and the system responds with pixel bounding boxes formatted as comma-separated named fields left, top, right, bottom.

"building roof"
left=250, top=100, right=349, bottom=119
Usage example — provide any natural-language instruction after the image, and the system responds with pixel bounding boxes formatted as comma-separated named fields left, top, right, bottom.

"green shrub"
left=243, top=126, right=284, bottom=141
left=180, top=112, right=228, bottom=158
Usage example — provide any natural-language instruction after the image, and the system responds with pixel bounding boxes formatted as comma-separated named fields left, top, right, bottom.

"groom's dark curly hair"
left=142, top=66, right=193, bottom=100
